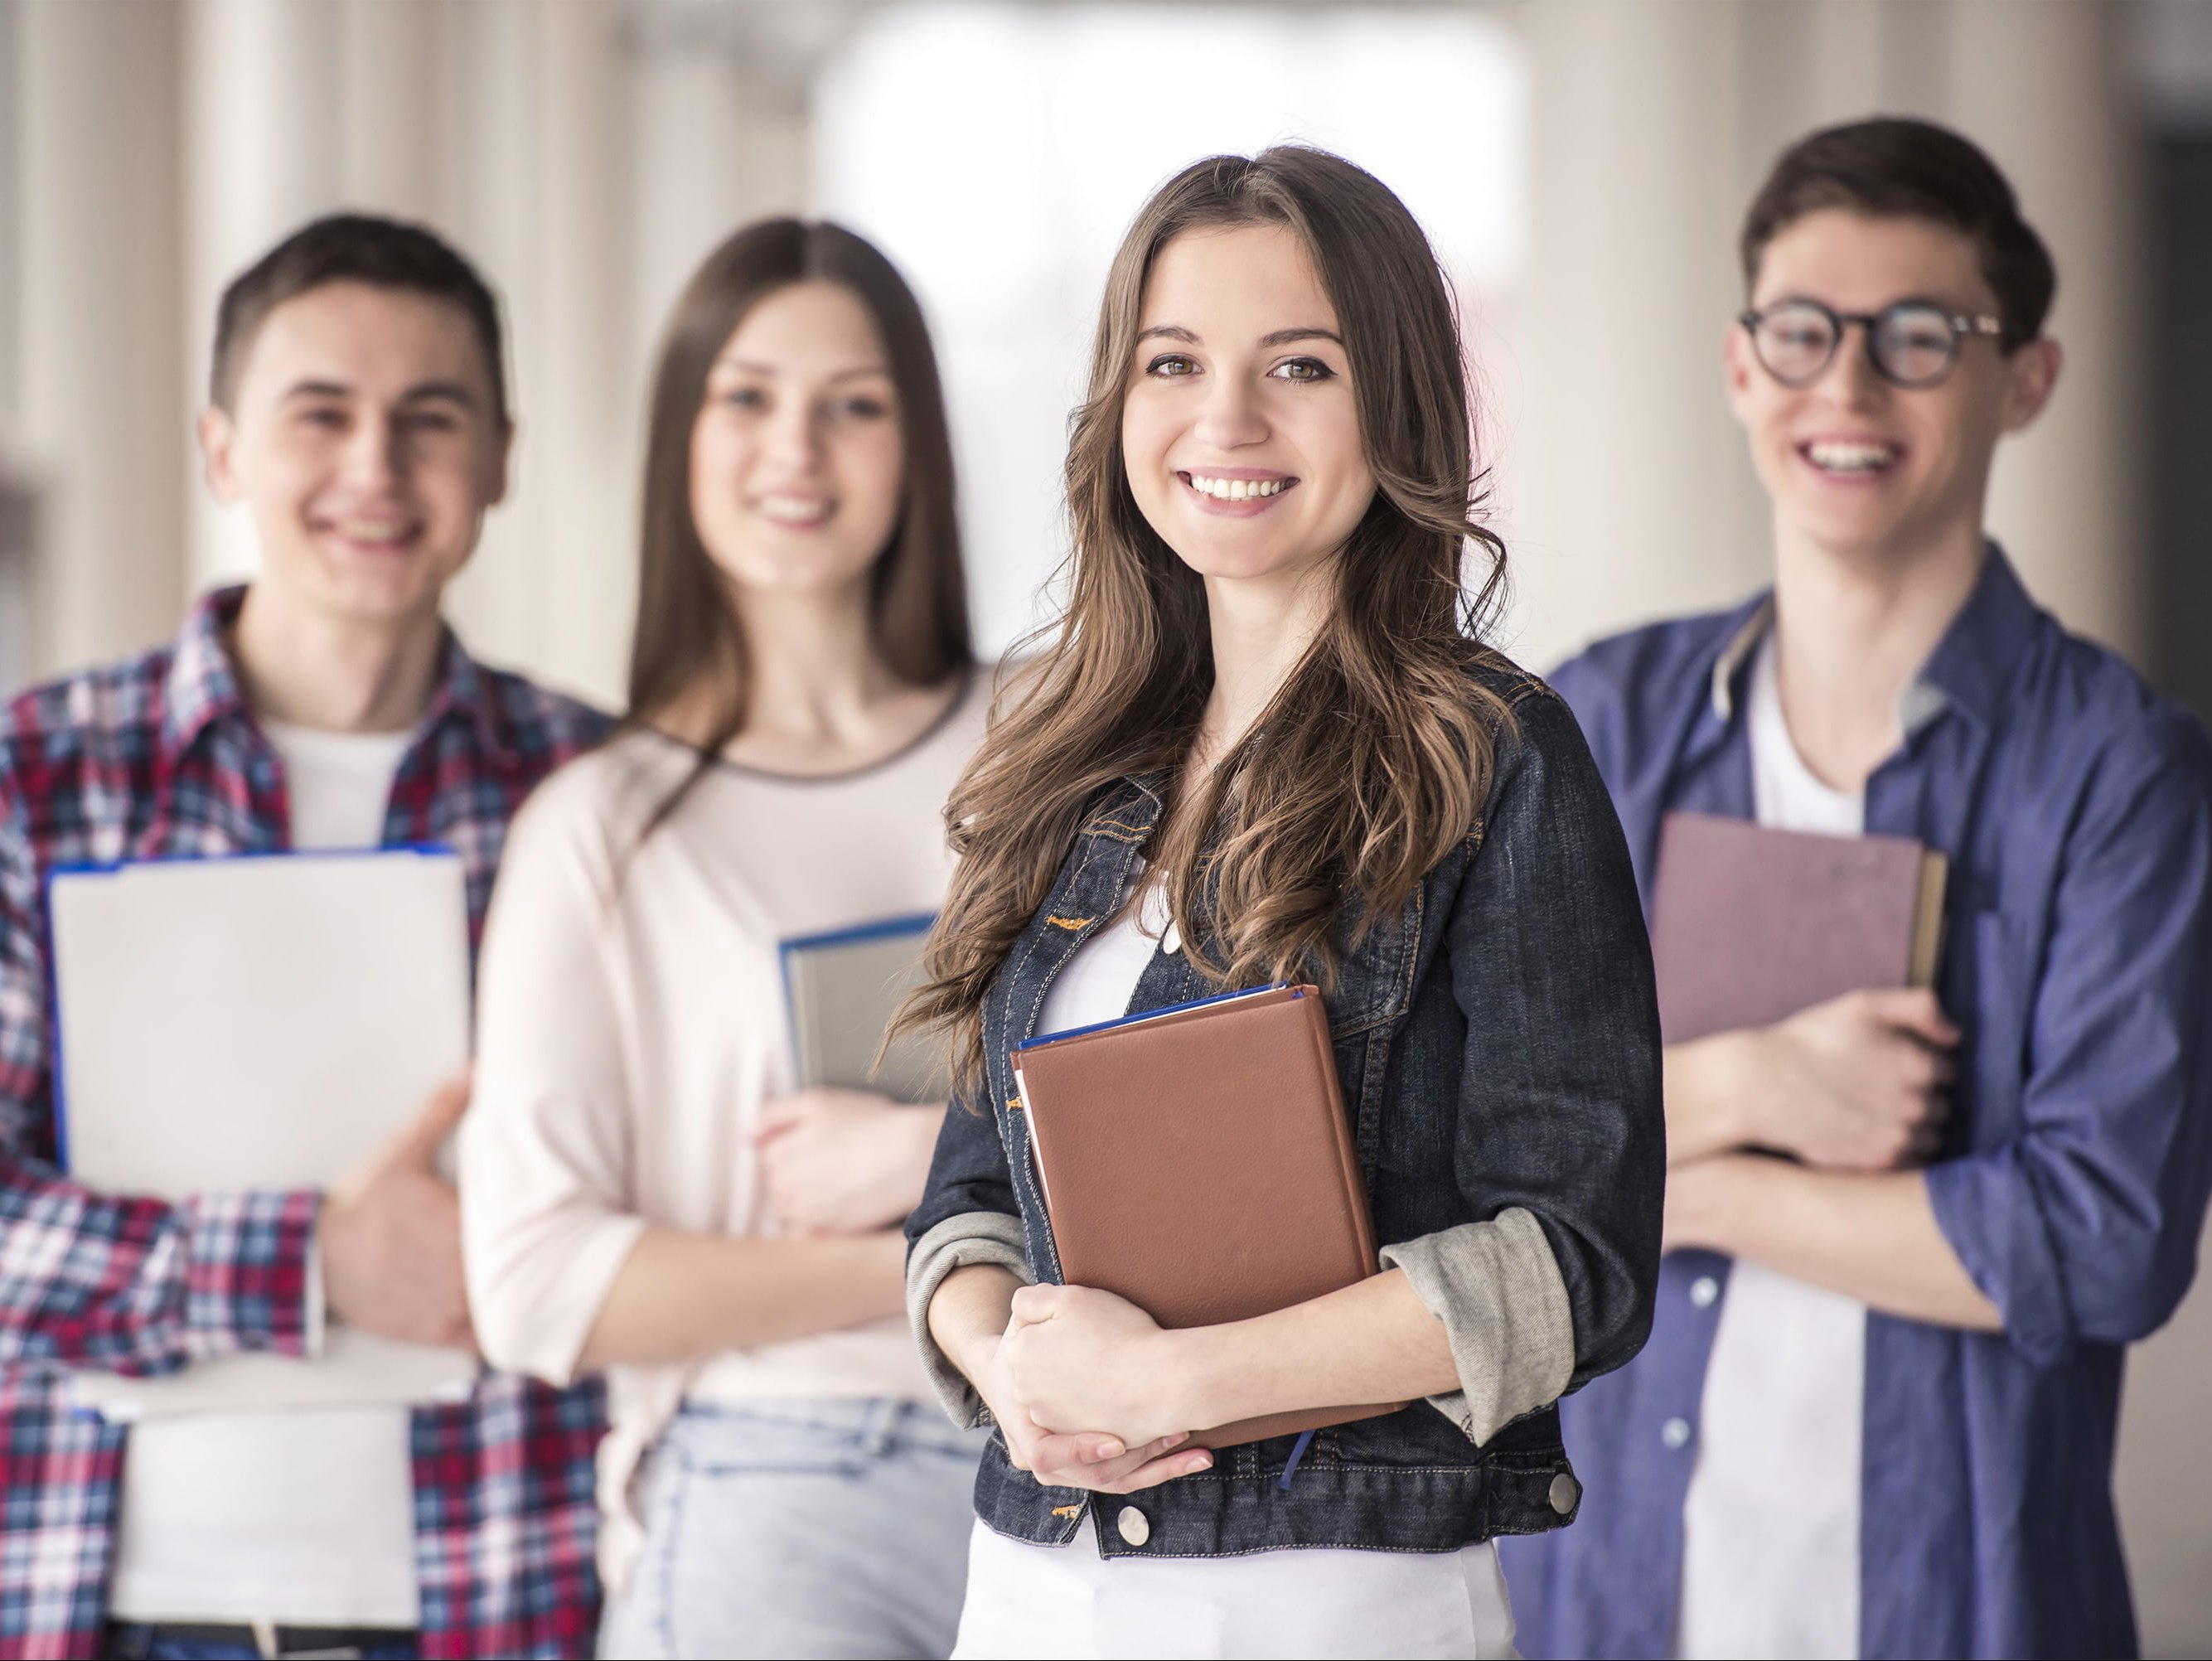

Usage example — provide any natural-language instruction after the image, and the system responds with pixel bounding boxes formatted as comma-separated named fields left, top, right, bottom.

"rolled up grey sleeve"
left=907, top=1210, right=1033, bottom=1428
left=1381, top=1206, right=1576, bottom=1445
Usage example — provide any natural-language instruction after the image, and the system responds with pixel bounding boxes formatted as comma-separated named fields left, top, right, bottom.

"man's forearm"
left=1663, top=1035, right=1759, bottom=1165
left=1671, top=1153, right=2001, bottom=1329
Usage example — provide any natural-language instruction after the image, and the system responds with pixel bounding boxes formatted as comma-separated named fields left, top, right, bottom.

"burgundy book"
left=1649, top=811, right=1948, bottom=1044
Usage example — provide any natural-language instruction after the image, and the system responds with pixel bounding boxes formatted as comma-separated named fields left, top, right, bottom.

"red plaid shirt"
left=0, top=588, right=612, bottom=1659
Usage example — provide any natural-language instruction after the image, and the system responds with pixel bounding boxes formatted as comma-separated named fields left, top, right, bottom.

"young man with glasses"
left=1502, top=118, right=2212, bottom=1659
left=0, top=215, right=609, bottom=1659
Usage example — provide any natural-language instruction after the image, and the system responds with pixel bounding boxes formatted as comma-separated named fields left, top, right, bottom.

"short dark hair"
left=1741, top=117, right=2056, bottom=351
left=210, top=213, right=509, bottom=423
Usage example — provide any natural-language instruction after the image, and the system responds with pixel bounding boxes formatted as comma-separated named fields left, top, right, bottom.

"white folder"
left=48, top=849, right=479, bottom=1418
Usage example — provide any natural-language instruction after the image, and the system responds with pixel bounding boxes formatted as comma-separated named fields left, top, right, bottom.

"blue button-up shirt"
left=1501, top=547, right=2212, bottom=1660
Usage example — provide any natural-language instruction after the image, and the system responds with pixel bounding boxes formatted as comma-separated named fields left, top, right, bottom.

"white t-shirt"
left=1676, top=636, right=1868, bottom=1660
left=460, top=680, right=993, bottom=1595
left=109, top=719, right=421, bottom=1627
left=972, top=872, right=1517, bottom=1659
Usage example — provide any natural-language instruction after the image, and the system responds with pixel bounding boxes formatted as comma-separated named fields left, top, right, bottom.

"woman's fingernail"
left=1189, top=1454, right=1212, bottom=1472
left=1167, top=1432, right=1188, bottom=1449
left=1096, top=1439, right=1125, bottom=1460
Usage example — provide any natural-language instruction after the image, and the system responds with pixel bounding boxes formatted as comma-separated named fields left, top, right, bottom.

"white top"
left=109, top=719, right=419, bottom=1626
left=1033, top=871, right=1169, bottom=1039
left=971, top=890, right=1516, bottom=1659
left=460, top=680, right=990, bottom=1593
left=1676, top=635, right=1867, bottom=1660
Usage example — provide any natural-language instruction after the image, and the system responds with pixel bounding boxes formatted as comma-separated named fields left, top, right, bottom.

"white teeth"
left=1805, top=440, right=1898, bottom=473
left=759, top=495, right=831, bottom=520
left=1187, top=474, right=1288, bottom=500
left=335, top=519, right=410, bottom=542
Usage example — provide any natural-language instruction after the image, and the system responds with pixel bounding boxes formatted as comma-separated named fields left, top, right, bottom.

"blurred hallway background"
left=2, top=2, right=2207, bottom=1650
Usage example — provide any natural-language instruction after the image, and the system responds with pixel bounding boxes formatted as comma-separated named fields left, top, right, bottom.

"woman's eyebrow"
left=709, top=357, right=891, bottom=380
left=1133, top=325, right=1343, bottom=348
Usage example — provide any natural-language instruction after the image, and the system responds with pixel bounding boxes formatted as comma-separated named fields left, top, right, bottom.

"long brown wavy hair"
left=899, top=147, right=1513, bottom=1090
left=625, top=219, right=970, bottom=840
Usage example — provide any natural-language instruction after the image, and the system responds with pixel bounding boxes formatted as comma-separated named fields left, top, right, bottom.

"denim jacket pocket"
left=1313, top=884, right=1424, bottom=1039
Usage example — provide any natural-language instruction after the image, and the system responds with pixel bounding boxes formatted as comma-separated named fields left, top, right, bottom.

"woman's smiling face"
left=1120, top=223, right=1376, bottom=590
left=687, top=279, right=906, bottom=601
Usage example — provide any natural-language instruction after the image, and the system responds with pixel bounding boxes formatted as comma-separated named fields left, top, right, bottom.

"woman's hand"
left=1001, top=1283, right=1198, bottom=1449
left=754, top=1089, right=946, bottom=1234
left=970, top=1315, right=1212, bottom=1494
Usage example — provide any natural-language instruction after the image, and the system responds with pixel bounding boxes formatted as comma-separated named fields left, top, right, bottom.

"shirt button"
left=1662, top=1416, right=1693, bottom=1450
left=1117, top=1504, right=1151, bottom=1547
left=1690, top=1276, right=1720, bottom=1309
left=1548, top=1473, right=1580, bottom=1515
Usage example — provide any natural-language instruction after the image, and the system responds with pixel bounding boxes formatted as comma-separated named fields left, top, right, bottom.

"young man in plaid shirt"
left=0, top=216, right=611, bottom=1659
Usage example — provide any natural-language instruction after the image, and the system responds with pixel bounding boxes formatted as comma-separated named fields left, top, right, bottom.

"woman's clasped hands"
left=981, top=1283, right=1215, bottom=1494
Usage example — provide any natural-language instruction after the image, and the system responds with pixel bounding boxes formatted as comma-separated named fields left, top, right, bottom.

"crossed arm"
left=1660, top=989, right=2000, bottom=1330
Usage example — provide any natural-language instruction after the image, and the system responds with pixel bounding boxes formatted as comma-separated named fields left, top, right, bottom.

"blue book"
left=778, top=913, right=947, bottom=1102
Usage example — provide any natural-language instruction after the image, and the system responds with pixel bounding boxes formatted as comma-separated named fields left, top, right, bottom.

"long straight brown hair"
left=899, top=147, right=1513, bottom=1090
left=626, top=219, right=971, bottom=839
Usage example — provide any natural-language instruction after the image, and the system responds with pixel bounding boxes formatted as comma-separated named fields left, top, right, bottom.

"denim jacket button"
left=1690, top=1276, right=1720, bottom=1308
left=1547, top=1473, right=1580, bottom=1515
left=1116, top=1505, right=1151, bottom=1547
left=1662, top=1416, right=1693, bottom=1450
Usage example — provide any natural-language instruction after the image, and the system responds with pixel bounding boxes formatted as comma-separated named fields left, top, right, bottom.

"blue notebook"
left=778, top=913, right=948, bottom=1102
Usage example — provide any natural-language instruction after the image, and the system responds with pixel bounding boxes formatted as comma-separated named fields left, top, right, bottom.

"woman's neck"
left=664, top=579, right=958, bottom=777
left=1195, top=561, right=1334, bottom=767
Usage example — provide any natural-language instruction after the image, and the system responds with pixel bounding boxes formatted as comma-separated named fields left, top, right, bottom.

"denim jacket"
left=904, top=661, right=1666, bottom=1557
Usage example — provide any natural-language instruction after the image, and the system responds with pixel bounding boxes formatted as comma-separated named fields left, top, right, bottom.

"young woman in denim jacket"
left=898, top=148, right=1667, bottom=1659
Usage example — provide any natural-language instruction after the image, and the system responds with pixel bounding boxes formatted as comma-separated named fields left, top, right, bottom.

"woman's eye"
left=1145, top=354, right=1198, bottom=379
left=1269, top=357, right=1333, bottom=383
left=403, top=412, right=458, bottom=434
left=719, top=386, right=767, bottom=410
left=298, top=408, right=346, bottom=430
left=837, top=396, right=889, bottom=420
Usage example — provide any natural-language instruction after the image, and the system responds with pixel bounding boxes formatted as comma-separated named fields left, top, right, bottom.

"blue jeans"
left=598, top=1398, right=988, bottom=1660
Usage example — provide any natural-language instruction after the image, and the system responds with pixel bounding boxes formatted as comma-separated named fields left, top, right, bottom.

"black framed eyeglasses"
left=1738, top=299, right=2004, bottom=390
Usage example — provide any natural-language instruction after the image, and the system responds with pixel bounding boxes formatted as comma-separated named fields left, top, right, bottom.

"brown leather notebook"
left=1650, top=810, right=1949, bottom=1044
left=1011, top=984, right=1404, bottom=1449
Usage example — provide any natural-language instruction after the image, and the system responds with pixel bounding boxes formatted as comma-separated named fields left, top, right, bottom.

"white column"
left=15, top=0, right=187, bottom=676
left=1945, top=0, right=2143, bottom=661
left=182, top=0, right=345, bottom=595
left=438, top=0, right=631, bottom=709
left=1509, top=0, right=1766, bottom=673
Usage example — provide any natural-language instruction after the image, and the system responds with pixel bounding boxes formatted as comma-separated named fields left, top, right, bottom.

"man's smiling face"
left=200, top=279, right=511, bottom=628
left=1727, top=208, right=2058, bottom=564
